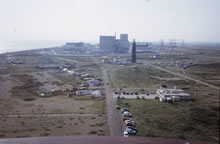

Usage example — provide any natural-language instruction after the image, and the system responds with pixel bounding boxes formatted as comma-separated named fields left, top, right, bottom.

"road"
left=150, top=65, right=220, bottom=90
left=102, top=69, right=123, bottom=136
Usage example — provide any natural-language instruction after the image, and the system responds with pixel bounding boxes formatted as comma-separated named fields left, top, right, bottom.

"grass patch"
left=73, top=96, right=93, bottom=100
left=117, top=99, right=219, bottom=142
left=109, top=65, right=177, bottom=90
left=10, top=74, right=41, bottom=101
left=87, top=98, right=106, bottom=114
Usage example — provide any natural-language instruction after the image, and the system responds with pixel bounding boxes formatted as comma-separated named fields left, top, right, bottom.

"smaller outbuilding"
left=87, top=79, right=101, bottom=86
left=91, top=90, right=102, bottom=97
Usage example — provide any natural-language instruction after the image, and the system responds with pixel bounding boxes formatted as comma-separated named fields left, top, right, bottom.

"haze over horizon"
left=0, top=0, right=220, bottom=44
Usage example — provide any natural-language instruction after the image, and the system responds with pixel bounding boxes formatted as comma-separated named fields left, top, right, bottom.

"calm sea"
left=0, top=40, right=67, bottom=54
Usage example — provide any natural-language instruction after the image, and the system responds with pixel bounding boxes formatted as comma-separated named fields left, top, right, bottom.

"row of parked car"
left=120, top=108, right=137, bottom=137
left=115, top=91, right=140, bottom=95
left=117, top=95, right=146, bottom=99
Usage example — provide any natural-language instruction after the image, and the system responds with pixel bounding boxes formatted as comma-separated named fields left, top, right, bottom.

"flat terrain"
left=107, top=45, right=220, bottom=142
left=0, top=53, right=109, bottom=138
left=0, top=44, right=219, bottom=142
left=108, top=64, right=190, bottom=92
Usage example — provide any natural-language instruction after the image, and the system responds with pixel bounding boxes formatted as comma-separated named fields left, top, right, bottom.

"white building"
left=113, top=57, right=130, bottom=65
left=87, top=79, right=101, bottom=86
left=157, top=88, right=191, bottom=102
left=91, top=90, right=102, bottom=97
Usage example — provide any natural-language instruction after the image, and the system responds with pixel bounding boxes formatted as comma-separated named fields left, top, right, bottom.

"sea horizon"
left=0, top=40, right=70, bottom=54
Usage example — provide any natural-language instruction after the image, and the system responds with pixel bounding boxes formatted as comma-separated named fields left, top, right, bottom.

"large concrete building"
left=99, top=36, right=116, bottom=52
left=99, top=34, right=129, bottom=53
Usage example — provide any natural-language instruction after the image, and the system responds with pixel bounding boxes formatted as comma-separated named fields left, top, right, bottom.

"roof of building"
left=157, top=88, right=190, bottom=97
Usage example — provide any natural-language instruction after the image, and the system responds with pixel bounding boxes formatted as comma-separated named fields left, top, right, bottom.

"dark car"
left=126, top=122, right=135, bottom=126
left=126, top=126, right=137, bottom=131
left=123, top=112, right=132, bottom=118
left=125, top=128, right=137, bottom=135
left=121, top=108, right=129, bottom=113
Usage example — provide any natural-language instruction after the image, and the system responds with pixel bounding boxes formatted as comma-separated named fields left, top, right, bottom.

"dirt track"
left=102, top=69, right=123, bottom=136
left=150, top=65, right=220, bottom=90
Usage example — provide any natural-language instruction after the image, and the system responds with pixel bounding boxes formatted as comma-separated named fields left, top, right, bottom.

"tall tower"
left=160, top=39, right=164, bottom=50
left=131, top=39, right=136, bottom=63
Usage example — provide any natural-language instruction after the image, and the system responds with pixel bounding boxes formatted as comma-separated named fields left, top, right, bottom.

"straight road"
left=102, top=69, right=123, bottom=136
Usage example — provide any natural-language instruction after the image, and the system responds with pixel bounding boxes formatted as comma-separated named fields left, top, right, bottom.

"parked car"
left=125, top=128, right=137, bottom=135
left=123, top=113, right=132, bottom=118
left=121, top=108, right=129, bottom=113
left=126, top=122, right=135, bottom=126
left=125, top=120, right=135, bottom=124
left=126, top=126, right=137, bottom=131
left=122, top=117, right=131, bottom=122
left=123, top=111, right=131, bottom=115
left=123, top=131, right=129, bottom=137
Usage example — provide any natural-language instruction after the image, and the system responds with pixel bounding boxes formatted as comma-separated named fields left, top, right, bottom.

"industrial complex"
left=99, top=34, right=130, bottom=53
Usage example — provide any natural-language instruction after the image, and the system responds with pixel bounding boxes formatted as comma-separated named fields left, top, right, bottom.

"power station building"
left=99, top=34, right=129, bottom=53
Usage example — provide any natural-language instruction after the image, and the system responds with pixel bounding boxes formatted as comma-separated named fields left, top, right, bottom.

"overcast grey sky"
left=0, top=0, right=220, bottom=42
